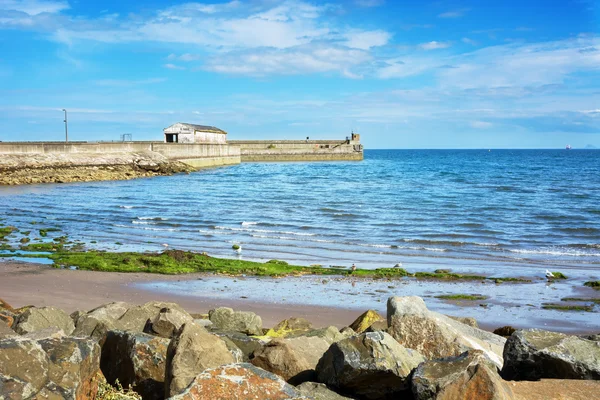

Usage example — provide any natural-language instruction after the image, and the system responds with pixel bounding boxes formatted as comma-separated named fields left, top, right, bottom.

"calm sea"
left=1, top=150, right=599, bottom=275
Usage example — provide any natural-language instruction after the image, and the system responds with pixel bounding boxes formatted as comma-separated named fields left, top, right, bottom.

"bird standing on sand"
left=545, top=270, right=555, bottom=279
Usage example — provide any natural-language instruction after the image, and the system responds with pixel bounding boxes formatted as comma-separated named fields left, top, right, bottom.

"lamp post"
left=62, top=109, right=68, bottom=142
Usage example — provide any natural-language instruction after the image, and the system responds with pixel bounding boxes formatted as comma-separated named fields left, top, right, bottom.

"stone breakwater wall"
left=0, top=142, right=241, bottom=185
left=229, top=140, right=364, bottom=162
left=1, top=295, right=598, bottom=400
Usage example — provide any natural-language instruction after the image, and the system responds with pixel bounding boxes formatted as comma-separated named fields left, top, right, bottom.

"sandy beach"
left=0, top=260, right=361, bottom=328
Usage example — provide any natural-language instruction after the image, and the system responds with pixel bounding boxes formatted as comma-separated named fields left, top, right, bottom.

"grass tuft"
left=561, top=297, right=600, bottom=304
left=584, top=281, right=600, bottom=290
left=551, top=271, right=568, bottom=279
left=436, top=294, right=488, bottom=301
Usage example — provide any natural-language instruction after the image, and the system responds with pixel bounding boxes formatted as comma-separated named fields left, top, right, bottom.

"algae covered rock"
left=296, top=382, right=353, bottom=400
left=101, top=330, right=170, bottom=400
left=265, top=317, right=313, bottom=338
left=165, top=322, right=235, bottom=397
left=412, top=350, right=514, bottom=400
left=169, top=363, right=308, bottom=400
left=208, top=307, right=263, bottom=336
left=14, top=306, right=75, bottom=336
left=349, top=309, right=385, bottom=334
left=316, top=331, right=425, bottom=399
left=387, top=296, right=505, bottom=367
left=501, top=329, right=600, bottom=380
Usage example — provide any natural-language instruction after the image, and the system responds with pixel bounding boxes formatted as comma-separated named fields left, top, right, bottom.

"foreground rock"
left=250, top=335, right=330, bottom=384
left=146, top=307, right=194, bottom=338
left=0, top=321, right=16, bottom=339
left=387, top=296, right=506, bottom=367
left=296, top=382, right=353, bottom=400
left=165, top=323, right=235, bottom=397
left=501, top=329, right=600, bottom=380
left=412, top=350, right=514, bottom=400
left=213, top=331, right=265, bottom=361
left=316, top=331, right=425, bottom=399
left=509, top=379, right=600, bottom=400
left=169, top=363, right=308, bottom=400
left=348, top=310, right=386, bottom=334
left=101, top=331, right=170, bottom=400
left=14, top=306, right=75, bottom=336
left=0, top=336, right=101, bottom=399
left=208, top=307, right=263, bottom=336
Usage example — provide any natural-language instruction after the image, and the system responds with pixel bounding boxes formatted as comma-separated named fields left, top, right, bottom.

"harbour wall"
left=228, top=140, right=363, bottom=162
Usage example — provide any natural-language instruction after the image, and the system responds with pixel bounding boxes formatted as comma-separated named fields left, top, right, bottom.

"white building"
left=163, top=123, right=227, bottom=144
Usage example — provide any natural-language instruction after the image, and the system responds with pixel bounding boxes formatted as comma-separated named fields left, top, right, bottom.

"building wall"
left=163, top=123, right=227, bottom=144
left=228, top=140, right=363, bottom=162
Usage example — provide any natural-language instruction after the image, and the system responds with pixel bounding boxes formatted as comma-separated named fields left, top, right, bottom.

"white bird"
left=394, top=263, right=403, bottom=268
left=161, top=243, right=169, bottom=248
left=545, top=270, right=555, bottom=279
left=235, top=245, right=242, bottom=253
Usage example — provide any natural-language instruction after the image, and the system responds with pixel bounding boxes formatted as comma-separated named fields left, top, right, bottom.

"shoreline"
left=2, top=260, right=598, bottom=334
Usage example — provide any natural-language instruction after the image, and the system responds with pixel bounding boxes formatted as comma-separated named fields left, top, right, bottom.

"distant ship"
left=566, top=144, right=572, bottom=150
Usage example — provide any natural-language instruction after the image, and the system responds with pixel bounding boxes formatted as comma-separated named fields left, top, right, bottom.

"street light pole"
left=62, top=109, right=68, bottom=142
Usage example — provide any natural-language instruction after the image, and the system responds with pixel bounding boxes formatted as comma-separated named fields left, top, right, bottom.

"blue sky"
left=0, top=0, right=599, bottom=148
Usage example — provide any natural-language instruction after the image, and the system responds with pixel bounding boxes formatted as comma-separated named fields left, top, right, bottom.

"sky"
left=0, top=0, right=599, bottom=148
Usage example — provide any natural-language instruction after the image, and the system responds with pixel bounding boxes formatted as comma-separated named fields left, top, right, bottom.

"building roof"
left=166, top=123, right=227, bottom=135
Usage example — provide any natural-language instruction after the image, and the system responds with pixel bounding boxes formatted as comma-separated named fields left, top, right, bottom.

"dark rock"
left=316, top=331, right=424, bottom=399
left=169, top=363, right=307, bottom=400
left=387, top=296, right=505, bottom=367
left=101, top=330, right=170, bottom=400
left=412, top=350, right=514, bottom=400
left=208, top=307, right=263, bottom=336
left=494, top=326, right=517, bottom=338
left=165, top=322, right=235, bottom=397
left=501, top=329, right=600, bottom=380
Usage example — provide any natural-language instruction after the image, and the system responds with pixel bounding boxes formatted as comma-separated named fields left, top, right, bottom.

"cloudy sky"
left=0, top=0, right=599, bottom=148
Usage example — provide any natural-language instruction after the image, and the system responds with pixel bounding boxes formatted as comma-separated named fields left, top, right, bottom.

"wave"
left=241, top=221, right=258, bottom=226
left=214, top=225, right=316, bottom=237
left=509, top=247, right=600, bottom=257
left=113, top=224, right=177, bottom=232
left=137, top=217, right=168, bottom=221
left=118, top=206, right=134, bottom=209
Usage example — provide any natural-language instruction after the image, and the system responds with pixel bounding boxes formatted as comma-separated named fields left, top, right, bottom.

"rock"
left=448, top=316, right=479, bottom=328
left=349, top=310, right=385, bottom=334
left=494, top=326, right=517, bottom=338
left=101, top=330, right=170, bottom=400
left=73, top=301, right=132, bottom=339
left=165, top=322, right=235, bottom=397
left=250, top=336, right=330, bottom=384
left=0, top=312, right=14, bottom=328
left=0, top=321, right=16, bottom=339
left=509, top=378, right=600, bottom=400
left=265, top=317, right=313, bottom=338
left=147, top=307, right=194, bottom=338
left=193, top=319, right=213, bottom=329
left=0, top=336, right=101, bottom=399
left=86, top=301, right=132, bottom=321
left=296, top=382, right=353, bottom=400
left=290, top=326, right=345, bottom=344
left=316, top=331, right=425, bottom=399
left=412, top=350, right=514, bottom=400
left=169, top=363, right=308, bottom=400
left=0, top=298, right=14, bottom=312
left=208, top=307, right=262, bottom=336
left=14, top=306, right=75, bottom=336
left=213, top=331, right=266, bottom=361
left=501, top=329, right=600, bottom=380
left=339, top=327, right=355, bottom=338
left=22, top=327, right=65, bottom=340
left=365, top=320, right=388, bottom=333
left=387, top=296, right=506, bottom=367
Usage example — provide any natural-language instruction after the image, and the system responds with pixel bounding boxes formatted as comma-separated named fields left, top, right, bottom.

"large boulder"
left=101, top=330, right=170, bottom=400
left=501, top=329, right=600, bottom=380
left=412, top=350, right=514, bottom=400
left=213, top=331, right=265, bottom=361
left=290, top=326, right=345, bottom=345
left=265, top=317, right=313, bottom=338
left=14, top=306, right=75, bottom=336
left=208, top=307, right=262, bottom=336
left=169, top=363, right=308, bottom=400
left=0, top=336, right=101, bottom=399
left=250, top=335, right=330, bottom=384
left=316, top=331, right=425, bottom=400
left=387, top=296, right=506, bottom=367
left=146, top=307, right=194, bottom=338
left=0, top=321, right=16, bottom=339
left=349, top=310, right=385, bottom=334
left=296, top=382, right=353, bottom=400
left=165, top=322, right=235, bottom=397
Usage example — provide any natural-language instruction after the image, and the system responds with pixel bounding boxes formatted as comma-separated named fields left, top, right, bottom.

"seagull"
left=545, top=270, right=555, bottom=279
left=235, top=245, right=242, bottom=253
left=161, top=243, right=169, bottom=248
left=394, top=263, right=403, bottom=268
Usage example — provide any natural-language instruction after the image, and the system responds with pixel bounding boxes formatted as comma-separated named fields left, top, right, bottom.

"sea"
left=1, top=149, right=599, bottom=275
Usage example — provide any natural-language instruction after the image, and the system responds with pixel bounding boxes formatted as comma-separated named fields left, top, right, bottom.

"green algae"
left=542, top=303, right=594, bottom=312
left=584, top=281, right=600, bottom=290
left=551, top=271, right=568, bottom=279
left=0, top=226, right=17, bottom=241
left=436, top=294, right=488, bottom=301
left=561, top=297, right=600, bottom=304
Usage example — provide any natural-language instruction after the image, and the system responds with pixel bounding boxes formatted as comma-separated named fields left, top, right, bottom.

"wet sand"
left=0, top=261, right=360, bottom=328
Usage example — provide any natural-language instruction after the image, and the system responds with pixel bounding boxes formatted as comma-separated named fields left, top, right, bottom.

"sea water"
left=0, top=150, right=599, bottom=276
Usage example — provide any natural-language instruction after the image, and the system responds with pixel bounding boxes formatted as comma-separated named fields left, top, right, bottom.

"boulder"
left=250, top=336, right=330, bottom=384
left=73, top=301, right=131, bottom=339
left=213, top=331, right=267, bottom=361
left=0, top=321, right=16, bottom=339
left=0, top=336, right=101, bottom=399
left=448, top=316, right=479, bottom=328
left=265, top=317, right=313, bottom=338
left=349, top=310, right=385, bottom=334
left=494, top=326, right=517, bottom=338
left=165, top=322, right=235, bottom=397
left=316, top=331, right=425, bottom=399
left=22, top=327, right=65, bottom=340
left=0, top=298, right=14, bottom=312
left=339, top=327, right=355, bottom=338
left=14, top=306, right=75, bottom=336
left=296, top=382, right=353, bottom=400
left=290, top=326, right=345, bottom=344
left=208, top=307, right=262, bottom=336
left=365, top=320, right=388, bottom=333
left=501, top=329, right=600, bottom=380
left=509, top=378, right=600, bottom=400
left=101, top=330, right=170, bottom=400
left=146, top=307, right=193, bottom=338
left=169, top=363, right=308, bottom=400
left=387, top=296, right=506, bottom=367
left=412, top=350, right=514, bottom=400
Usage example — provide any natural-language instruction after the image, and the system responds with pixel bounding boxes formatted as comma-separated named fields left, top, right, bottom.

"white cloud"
left=462, top=37, right=477, bottom=45
left=167, top=53, right=200, bottom=62
left=164, top=63, right=185, bottom=70
left=470, top=121, right=493, bottom=129
left=343, top=30, right=391, bottom=50
left=419, top=41, right=451, bottom=50
left=0, top=0, right=68, bottom=15
left=438, top=9, right=468, bottom=18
